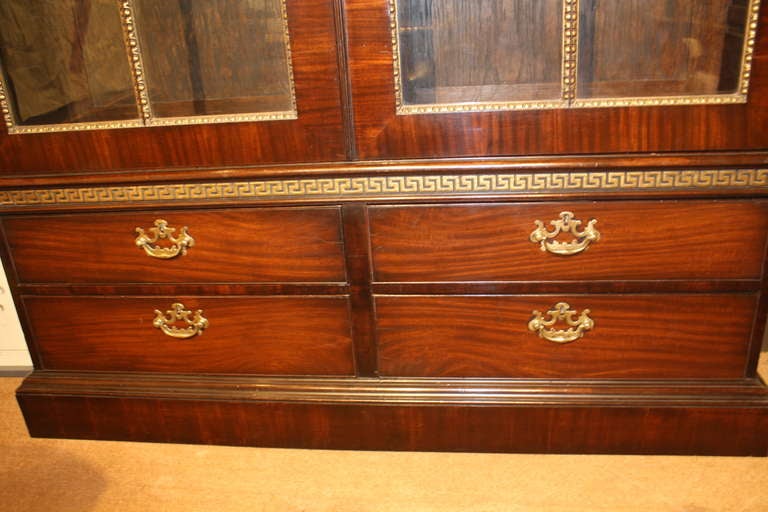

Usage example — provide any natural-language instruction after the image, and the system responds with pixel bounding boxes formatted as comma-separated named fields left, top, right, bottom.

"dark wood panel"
left=373, top=281, right=761, bottom=295
left=0, top=0, right=345, bottom=174
left=341, top=205, right=378, bottom=376
left=370, top=201, right=768, bottom=281
left=17, top=393, right=768, bottom=455
left=2, top=152, right=767, bottom=188
left=346, top=0, right=768, bottom=158
left=5, top=207, right=346, bottom=283
left=24, top=296, right=354, bottom=375
left=375, top=294, right=757, bottom=378
left=16, top=283, right=349, bottom=296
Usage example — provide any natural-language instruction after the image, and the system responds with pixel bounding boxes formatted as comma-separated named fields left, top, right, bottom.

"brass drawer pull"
left=530, top=211, right=600, bottom=255
left=153, top=303, right=209, bottom=339
left=135, top=219, right=195, bottom=259
left=528, top=302, right=594, bottom=344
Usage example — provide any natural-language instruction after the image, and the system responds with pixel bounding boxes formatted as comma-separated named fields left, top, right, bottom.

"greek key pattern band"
left=1, top=169, right=767, bottom=208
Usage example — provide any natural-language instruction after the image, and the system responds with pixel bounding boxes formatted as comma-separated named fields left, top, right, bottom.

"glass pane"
left=0, top=0, right=138, bottom=126
left=133, top=0, right=295, bottom=119
left=577, top=0, right=750, bottom=100
left=396, top=0, right=563, bottom=109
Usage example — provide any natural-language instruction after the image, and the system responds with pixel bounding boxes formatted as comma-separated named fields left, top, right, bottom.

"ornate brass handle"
left=529, top=211, right=600, bottom=255
left=153, top=303, right=209, bottom=339
left=135, top=219, right=195, bottom=259
left=528, top=302, right=594, bottom=344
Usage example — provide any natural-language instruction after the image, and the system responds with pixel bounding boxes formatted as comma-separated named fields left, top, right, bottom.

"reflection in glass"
left=396, top=0, right=563, bottom=109
left=133, top=0, right=295, bottom=120
left=0, top=0, right=139, bottom=126
left=577, top=0, right=750, bottom=100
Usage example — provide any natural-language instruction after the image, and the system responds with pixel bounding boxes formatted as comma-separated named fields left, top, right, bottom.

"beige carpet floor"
left=2, top=357, right=768, bottom=512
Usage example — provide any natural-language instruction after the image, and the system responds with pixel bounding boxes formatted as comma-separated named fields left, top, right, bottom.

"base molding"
left=16, top=372, right=768, bottom=455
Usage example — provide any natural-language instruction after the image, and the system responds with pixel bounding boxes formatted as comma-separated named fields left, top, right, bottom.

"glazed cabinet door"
left=0, top=0, right=346, bottom=174
left=346, top=0, right=768, bottom=159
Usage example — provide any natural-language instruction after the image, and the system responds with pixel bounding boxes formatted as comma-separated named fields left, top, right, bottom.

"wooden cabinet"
left=2, top=0, right=768, bottom=455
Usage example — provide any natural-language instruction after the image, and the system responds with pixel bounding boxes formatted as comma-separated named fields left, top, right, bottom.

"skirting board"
left=16, top=372, right=768, bottom=456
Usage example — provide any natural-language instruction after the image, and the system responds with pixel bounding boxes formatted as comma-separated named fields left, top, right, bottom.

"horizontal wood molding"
left=1, top=168, right=767, bottom=210
left=18, top=371, right=768, bottom=406
left=2, top=152, right=768, bottom=187
left=372, top=281, right=763, bottom=294
left=16, top=283, right=350, bottom=296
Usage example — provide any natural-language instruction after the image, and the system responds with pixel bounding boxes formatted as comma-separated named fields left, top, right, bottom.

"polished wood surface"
left=341, top=204, right=378, bottom=376
left=0, top=0, right=345, bottom=174
left=370, top=200, right=768, bottom=281
left=375, top=294, right=757, bottom=378
left=346, top=0, right=768, bottom=159
left=1, top=152, right=768, bottom=188
left=4, top=207, right=346, bottom=284
left=24, top=296, right=354, bottom=375
left=16, top=370, right=768, bottom=455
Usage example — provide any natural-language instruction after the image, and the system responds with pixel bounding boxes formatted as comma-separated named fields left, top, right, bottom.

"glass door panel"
left=132, top=0, right=296, bottom=123
left=394, top=0, right=564, bottom=113
left=0, top=0, right=140, bottom=132
left=389, top=0, right=760, bottom=114
left=0, top=0, right=297, bottom=133
left=576, top=0, right=753, bottom=106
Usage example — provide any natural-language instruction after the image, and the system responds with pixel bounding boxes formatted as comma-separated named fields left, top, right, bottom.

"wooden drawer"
left=4, top=207, right=346, bottom=284
left=369, top=201, right=768, bottom=281
left=375, top=294, right=757, bottom=378
left=24, top=296, right=354, bottom=375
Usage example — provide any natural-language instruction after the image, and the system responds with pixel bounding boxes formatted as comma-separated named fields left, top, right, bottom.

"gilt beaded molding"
left=0, top=169, right=766, bottom=209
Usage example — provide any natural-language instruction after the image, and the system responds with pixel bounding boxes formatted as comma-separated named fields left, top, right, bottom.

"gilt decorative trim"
left=561, top=0, right=579, bottom=103
left=121, top=0, right=152, bottom=123
left=0, top=169, right=766, bottom=208
left=741, top=0, right=762, bottom=96
left=0, top=65, right=14, bottom=129
left=571, top=95, right=747, bottom=109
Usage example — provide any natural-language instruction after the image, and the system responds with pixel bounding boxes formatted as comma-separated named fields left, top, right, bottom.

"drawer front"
left=5, top=207, right=346, bottom=284
left=369, top=201, right=768, bottom=281
left=25, top=296, right=354, bottom=375
left=375, top=294, right=757, bottom=378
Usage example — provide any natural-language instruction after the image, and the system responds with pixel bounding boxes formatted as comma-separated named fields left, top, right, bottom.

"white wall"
left=0, top=258, right=32, bottom=368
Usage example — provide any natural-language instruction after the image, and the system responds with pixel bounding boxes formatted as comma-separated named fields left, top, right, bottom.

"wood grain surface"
left=375, top=294, right=758, bottom=378
left=17, top=392, right=768, bottom=455
left=24, top=296, right=355, bottom=375
left=369, top=200, right=768, bottom=281
left=4, top=207, right=346, bottom=283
